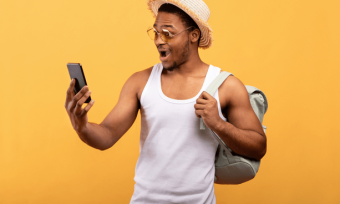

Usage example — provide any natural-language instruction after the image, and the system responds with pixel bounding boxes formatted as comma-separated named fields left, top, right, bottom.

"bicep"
left=225, top=77, right=266, bottom=137
left=100, top=72, right=140, bottom=142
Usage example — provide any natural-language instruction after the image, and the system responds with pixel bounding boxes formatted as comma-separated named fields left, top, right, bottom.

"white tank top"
left=130, top=63, right=233, bottom=204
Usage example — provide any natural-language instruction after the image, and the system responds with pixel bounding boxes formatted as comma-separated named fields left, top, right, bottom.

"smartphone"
left=67, top=63, right=92, bottom=103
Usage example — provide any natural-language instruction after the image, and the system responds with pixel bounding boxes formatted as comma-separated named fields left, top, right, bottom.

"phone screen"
left=67, top=63, right=92, bottom=103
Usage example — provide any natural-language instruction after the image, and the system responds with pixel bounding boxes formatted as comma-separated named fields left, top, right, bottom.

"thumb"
left=202, top=91, right=213, bottom=99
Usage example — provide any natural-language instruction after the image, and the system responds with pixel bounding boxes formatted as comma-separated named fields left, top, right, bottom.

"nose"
left=154, top=33, right=166, bottom=47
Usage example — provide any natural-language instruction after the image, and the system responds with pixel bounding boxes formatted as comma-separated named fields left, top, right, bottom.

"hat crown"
left=150, top=0, right=210, bottom=22
left=176, top=0, right=210, bottom=22
left=147, top=0, right=213, bottom=49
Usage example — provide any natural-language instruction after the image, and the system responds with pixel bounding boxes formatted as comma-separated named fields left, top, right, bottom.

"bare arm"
left=97, top=71, right=141, bottom=150
left=68, top=71, right=141, bottom=151
left=213, top=76, right=267, bottom=160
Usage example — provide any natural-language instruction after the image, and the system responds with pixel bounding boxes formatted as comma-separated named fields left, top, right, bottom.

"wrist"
left=76, top=123, right=89, bottom=136
left=76, top=125, right=90, bottom=144
left=214, top=119, right=225, bottom=133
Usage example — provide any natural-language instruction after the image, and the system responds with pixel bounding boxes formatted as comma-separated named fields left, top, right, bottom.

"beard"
left=163, top=37, right=190, bottom=72
left=163, top=62, right=177, bottom=72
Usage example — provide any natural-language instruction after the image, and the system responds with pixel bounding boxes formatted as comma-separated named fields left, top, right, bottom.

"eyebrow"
left=153, top=24, right=177, bottom=30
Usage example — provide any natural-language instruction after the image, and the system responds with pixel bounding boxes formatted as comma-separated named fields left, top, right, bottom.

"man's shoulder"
left=129, top=65, right=156, bottom=102
left=132, top=65, right=154, bottom=84
left=218, top=69, right=243, bottom=90
left=123, top=65, right=155, bottom=92
left=218, top=70, right=247, bottom=108
left=137, top=65, right=154, bottom=77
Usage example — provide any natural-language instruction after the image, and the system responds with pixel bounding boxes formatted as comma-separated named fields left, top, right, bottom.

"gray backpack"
left=200, top=71, right=268, bottom=184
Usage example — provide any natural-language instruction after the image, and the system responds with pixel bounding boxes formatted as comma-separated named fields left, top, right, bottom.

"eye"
left=162, top=30, right=172, bottom=37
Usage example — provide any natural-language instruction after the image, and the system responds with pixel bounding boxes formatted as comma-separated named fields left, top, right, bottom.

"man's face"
left=153, top=12, right=191, bottom=71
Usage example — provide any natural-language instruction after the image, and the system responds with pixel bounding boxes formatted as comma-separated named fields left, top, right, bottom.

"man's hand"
left=194, top=91, right=223, bottom=130
left=65, top=78, right=94, bottom=134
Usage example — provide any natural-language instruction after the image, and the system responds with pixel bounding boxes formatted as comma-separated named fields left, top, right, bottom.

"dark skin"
left=65, top=11, right=266, bottom=160
left=153, top=12, right=206, bottom=73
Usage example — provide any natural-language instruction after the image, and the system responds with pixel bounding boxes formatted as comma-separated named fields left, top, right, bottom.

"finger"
left=80, top=100, right=95, bottom=117
left=198, top=92, right=205, bottom=99
left=195, top=110, right=201, bottom=118
left=78, top=90, right=92, bottom=106
left=194, top=103, right=205, bottom=110
left=196, top=98, right=209, bottom=104
left=74, top=85, right=90, bottom=102
left=201, top=91, right=213, bottom=100
left=74, top=90, right=92, bottom=116
left=69, top=78, right=75, bottom=97
left=70, top=85, right=90, bottom=111
left=195, top=110, right=203, bottom=118
left=66, top=79, right=75, bottom=106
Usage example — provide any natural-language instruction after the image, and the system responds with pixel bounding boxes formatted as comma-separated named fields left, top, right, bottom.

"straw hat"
left=147, top=0, right=213, bottom=49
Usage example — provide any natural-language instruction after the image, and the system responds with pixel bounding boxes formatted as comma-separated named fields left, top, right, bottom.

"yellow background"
left=1, top=0, right=339, bottom=203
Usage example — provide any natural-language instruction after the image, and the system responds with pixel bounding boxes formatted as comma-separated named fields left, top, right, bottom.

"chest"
left=160, top=74, right=206, bottom=100
left=137, top=68, right=231, bottom=119
left=160, top=73, right=229, bottom=118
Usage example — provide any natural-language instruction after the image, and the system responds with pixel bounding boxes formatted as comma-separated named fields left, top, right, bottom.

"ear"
left=190, top=28, right=200, bottom=44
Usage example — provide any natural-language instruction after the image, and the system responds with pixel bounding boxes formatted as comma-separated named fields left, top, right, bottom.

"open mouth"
left=160, top=51, right=171, bottom=61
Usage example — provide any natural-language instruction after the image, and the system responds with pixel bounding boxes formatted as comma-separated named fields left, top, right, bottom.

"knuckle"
left=72, top=96, right=78, bottom=104
left=76, top=101, right=82, bottom=107
left=74, top=111, right=81, bottom=118
left=85, top=104, right=90, bottom=110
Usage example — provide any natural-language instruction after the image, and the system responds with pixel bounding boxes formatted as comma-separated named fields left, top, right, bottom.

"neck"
left=164, top=48, right=209, bottom=77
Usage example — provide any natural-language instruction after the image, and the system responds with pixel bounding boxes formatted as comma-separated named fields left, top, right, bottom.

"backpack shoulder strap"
left=245, top=85, right=268, bottom=114
left=200, top=71, right=233, bottom=130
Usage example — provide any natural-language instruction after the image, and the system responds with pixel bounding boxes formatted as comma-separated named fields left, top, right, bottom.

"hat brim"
left=147, top=0, right=213, bottom=49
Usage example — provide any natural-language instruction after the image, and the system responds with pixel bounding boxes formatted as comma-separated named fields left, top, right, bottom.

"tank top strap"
left=205, top=65, right=233, bottom=121
left=140, top=63, right=162, bottom=106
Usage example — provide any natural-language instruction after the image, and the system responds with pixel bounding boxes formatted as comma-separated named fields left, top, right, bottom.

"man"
left=65, top=0, right=266, bottom=203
